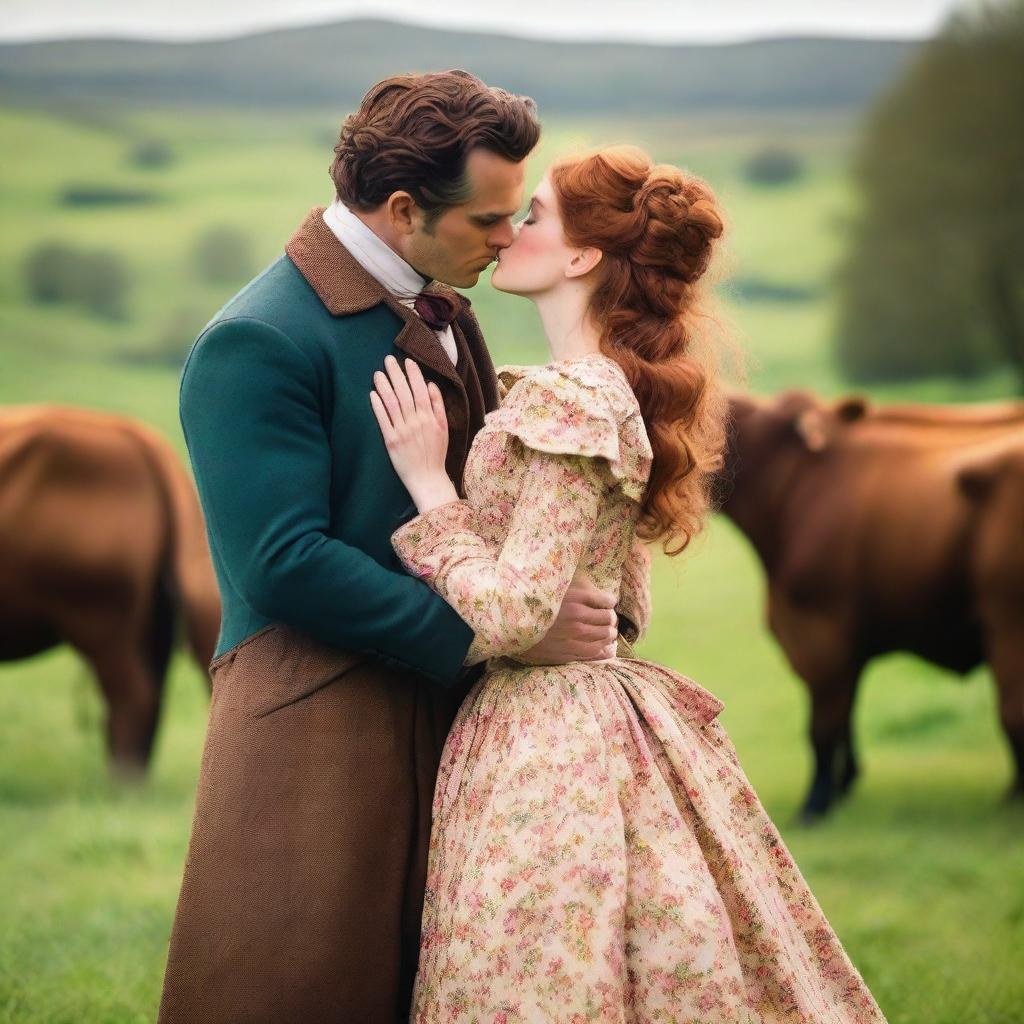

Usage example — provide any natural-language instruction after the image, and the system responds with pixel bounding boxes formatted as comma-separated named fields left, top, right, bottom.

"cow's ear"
left=835, top=395, right=869, bottom=422
left=794, top=408, right=829, bottom=451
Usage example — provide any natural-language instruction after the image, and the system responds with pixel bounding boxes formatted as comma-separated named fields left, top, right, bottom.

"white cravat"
left=322, top=198, right=458, bottom=367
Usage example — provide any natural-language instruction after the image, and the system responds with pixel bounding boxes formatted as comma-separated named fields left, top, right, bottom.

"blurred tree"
left=24, top=242, right=79, bottom=305
left=60, top=184, right=157, bottom=205
left=130, top=137, right=175, bottom=169
left=114, top=306, right=208, bottom=367
left=194, top=226, right=255, bottom=283
left=836, top=0, right=1024, bottom=388
left=23, top=242, right=130, bottom=319
left=744, top=146, right=804, bottom=186
left=75, top=250, right=130, bottom=319
left=727, top=277, right=821, bottom=303
left=153, top=305, right=209, bottom=366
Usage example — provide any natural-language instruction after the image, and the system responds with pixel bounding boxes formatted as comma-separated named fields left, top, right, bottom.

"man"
left=159, top=70, right=641, bottom=1023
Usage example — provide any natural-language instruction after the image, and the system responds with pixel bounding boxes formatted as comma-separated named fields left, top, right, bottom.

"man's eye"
left=522, top=218, right=536, bottom=226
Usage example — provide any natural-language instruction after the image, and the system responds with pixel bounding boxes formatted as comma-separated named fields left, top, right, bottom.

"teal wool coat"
left=179, top=206, right=499, bottom=687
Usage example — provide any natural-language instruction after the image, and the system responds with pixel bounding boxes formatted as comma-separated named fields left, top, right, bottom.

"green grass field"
left=1, top=102, right=1022, bottom=1023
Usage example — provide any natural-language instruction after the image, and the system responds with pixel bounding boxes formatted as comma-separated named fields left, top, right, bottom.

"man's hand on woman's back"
left=515, top=576, right=618, bottom=665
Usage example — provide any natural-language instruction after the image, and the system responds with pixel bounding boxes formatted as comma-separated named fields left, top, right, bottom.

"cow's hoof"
left=1001, top=780, right=1024, bottom=804
left=110, top=760, right=148, bottom=786
left=795, top=806, right=828, bottom=827
left=837, top=771, right=859, bottom=798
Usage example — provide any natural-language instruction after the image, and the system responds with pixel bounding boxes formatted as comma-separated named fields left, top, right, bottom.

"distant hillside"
left=0, top=18, right=919, bottom=114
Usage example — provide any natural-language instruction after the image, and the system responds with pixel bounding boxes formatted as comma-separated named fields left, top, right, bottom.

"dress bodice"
left=392, top=352, right=654, bottom=666
left=461, top=354, right=653, bottom=600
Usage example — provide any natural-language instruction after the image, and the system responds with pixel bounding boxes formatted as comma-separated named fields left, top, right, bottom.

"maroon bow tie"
left=413, top=291, right=461, bottom=332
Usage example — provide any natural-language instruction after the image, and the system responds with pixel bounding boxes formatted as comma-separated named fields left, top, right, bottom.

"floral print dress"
left=392, top=353, right=887, bottom=1024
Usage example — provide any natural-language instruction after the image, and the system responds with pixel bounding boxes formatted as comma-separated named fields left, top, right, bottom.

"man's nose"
left=488, top=221, right=515, bottom=250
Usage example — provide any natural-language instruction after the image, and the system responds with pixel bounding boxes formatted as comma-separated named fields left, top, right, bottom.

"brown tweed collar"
left=284, top=205, right=477, bottom=386
left=286, top=205, right=470, bottom=314
left=285, top=205, right=501, bottom=492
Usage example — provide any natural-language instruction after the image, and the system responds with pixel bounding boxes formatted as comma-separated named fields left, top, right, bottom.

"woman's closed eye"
left=518, top=199, right=538, bottom=228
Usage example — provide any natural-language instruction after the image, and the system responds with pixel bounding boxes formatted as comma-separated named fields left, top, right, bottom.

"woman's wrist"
left=411, top=475, right=460, bottom=514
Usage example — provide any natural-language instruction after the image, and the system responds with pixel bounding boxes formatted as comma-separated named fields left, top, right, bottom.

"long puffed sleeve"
left=391, top=360, right=651, bottom=666
left=392, top=449, right=608, bottom=664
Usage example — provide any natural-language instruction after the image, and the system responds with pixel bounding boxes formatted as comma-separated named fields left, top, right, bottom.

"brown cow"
left=0, top=404, right=220, bottom=776
left=719, top=390, right=1024, bottom=820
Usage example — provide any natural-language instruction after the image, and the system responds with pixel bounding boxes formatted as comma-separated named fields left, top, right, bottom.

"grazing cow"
left=719, top=390, right=1024, bottom=820
left=0, top=404, right=220, bottom=776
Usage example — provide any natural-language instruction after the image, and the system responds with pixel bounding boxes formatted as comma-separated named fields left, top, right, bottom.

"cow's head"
left=725, top=388, right=868, bottom=458
left=719, top=389, right=869, bottom=511
left=791, top=393, right=869, bottom=452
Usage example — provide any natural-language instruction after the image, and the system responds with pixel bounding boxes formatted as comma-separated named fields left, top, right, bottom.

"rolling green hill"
left=0, top=18, right=918, bottom=114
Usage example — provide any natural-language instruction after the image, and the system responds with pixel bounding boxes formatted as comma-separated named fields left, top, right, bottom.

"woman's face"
left=490, top=173, right=577, bottom=297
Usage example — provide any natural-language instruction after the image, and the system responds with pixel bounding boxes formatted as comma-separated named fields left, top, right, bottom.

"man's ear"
left=565, top=247, right=603, bottom=279
left=385, top=191, right=418, bottom=235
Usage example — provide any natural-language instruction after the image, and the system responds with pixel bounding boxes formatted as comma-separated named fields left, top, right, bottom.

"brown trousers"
left=158, top=624, right=470, bottom=1023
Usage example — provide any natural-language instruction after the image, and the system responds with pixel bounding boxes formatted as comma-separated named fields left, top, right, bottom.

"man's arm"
left=180, top=316, right=474, bottom=687
left=514, top=577, right=619, bottom=665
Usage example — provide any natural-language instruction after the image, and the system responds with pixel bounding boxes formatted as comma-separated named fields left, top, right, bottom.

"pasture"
left=0, top=101, right=1022, bottom=1023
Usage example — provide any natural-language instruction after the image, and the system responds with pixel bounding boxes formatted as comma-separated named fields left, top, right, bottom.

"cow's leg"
left=835, top=715, right=860, bottom=799
left=67, top=613, right=163, bottom=778
left=146, top=570, right=176, bottom=705
left=91, top=640, right=163, bottom=778
left=769, top=597, right=863, bottom=823
left=984, top=621, right=1024, bottom=801
left=801, top=668, right=862, bottom=823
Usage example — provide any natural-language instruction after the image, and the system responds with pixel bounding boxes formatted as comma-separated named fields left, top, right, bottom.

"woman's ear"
left=565, top=246, right=603, bottom=279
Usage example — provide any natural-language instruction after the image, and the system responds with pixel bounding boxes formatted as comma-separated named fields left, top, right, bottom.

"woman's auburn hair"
left=330, top=69, right=540, bottom=224
left=550, top=145, right=734, bottom=556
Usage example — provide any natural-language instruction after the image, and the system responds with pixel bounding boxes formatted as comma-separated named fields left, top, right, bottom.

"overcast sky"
left=0, top=0, right=970, bottom=44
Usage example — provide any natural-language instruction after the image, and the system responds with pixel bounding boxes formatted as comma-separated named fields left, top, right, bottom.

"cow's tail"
left=123, top=422, right=221, bottom=675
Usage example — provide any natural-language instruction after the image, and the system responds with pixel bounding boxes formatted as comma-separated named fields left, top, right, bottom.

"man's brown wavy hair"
left=330, top=69, right=541, bottom=228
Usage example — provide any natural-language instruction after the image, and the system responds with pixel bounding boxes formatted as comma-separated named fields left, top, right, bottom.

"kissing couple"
left=158, top=70, right=886, bottom=1023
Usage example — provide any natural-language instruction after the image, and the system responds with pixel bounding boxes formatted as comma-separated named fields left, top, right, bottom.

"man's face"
left=402, top=148, right=527, bottom=289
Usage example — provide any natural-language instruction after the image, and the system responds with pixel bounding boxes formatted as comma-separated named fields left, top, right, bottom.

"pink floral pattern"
left=392, top=353, right=886, bottom=1023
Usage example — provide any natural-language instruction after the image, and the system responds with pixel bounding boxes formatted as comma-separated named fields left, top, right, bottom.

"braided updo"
left=550, top=145, right=731, bottom=555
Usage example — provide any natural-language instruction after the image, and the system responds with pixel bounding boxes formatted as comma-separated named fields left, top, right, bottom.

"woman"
left=369, top=145, right=886, bottom=1023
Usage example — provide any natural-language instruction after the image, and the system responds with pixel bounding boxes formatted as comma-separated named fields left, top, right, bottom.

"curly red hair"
left=550, top=145, right=732, bottom=555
